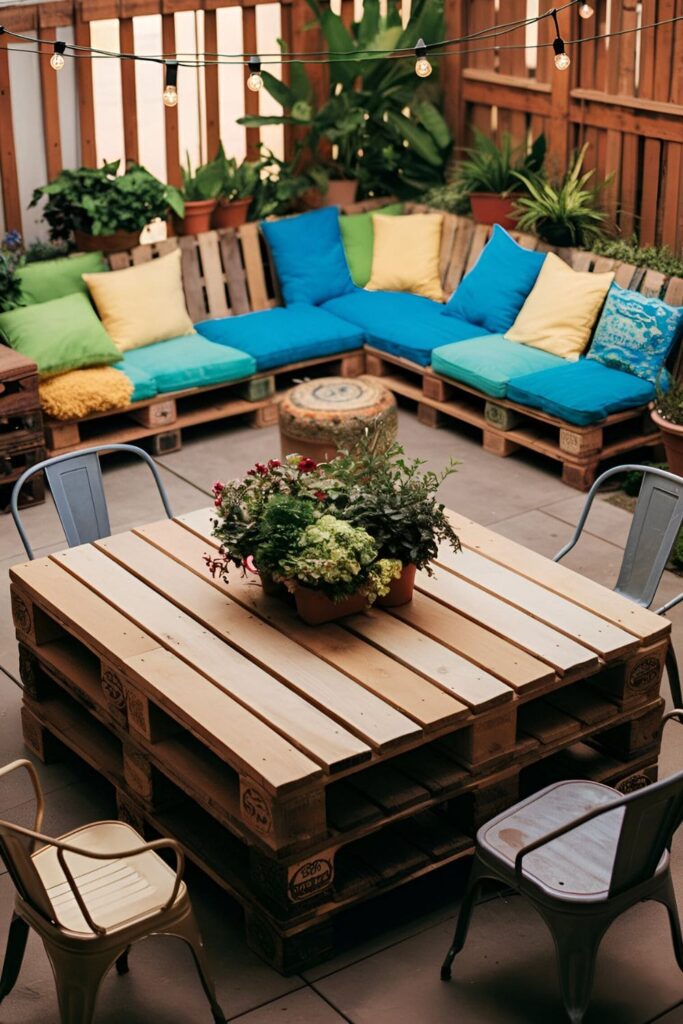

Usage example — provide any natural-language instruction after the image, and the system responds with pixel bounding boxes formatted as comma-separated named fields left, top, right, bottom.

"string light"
left=162, top=60, right=178, bottom=107
left=551, top=8, right=571, bottom=70
left=49, top=40, right=66, bottom=71
left=246, top=56, right=263, bottom=92
left=414, top=38, right=432, bottom=78
left=579, top=3, right=594, bottom=18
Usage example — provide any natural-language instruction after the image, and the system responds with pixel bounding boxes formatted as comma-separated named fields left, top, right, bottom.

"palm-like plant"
left=513, top=144, right=609, bottom=247
left=454, top=130, right=546, bottom=196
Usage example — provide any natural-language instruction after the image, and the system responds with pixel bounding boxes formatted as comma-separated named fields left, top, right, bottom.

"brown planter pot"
left=73, top=228, right=140, bottom=254
left=258, top=570, right=291, bottom=600
left=213, top=197, right=252, bottom=229
left=174, top=199, right=217, bottom=236
left=469, top=193, right=517, bottom=231
left=376, top=563, right=416, bottom=608
left=651, top=409, right=683, bottom=477
left=294, top=585, right=367, bottom=625
left=321, top=179, right=359, bottom=208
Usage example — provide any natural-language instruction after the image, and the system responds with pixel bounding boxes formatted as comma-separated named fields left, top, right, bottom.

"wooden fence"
left=0, top=0, right=681, bottom=250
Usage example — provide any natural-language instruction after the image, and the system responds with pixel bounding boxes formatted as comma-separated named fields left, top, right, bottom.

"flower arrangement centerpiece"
left=208, top=442, right=460, bottom=625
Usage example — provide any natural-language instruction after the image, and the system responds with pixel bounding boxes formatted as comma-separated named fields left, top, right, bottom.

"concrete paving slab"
left=232, top=987, right=348, bottom=1023
left=540, top=493, right=634, bottom=549
left=653, top=1004, right=683, bottom=1023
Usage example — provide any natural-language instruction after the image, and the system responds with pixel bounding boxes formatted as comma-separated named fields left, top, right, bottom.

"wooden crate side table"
left=0, top=347, right=45, bottom=511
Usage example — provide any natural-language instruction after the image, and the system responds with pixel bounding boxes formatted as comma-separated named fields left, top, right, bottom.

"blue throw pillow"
left=260, top=207, right=355, bottom=307
left=587, top=283, right=683, bottom=384
left=443, top=225, right=546, bottom=333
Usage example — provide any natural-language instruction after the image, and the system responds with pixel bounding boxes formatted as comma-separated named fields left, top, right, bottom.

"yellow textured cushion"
left=83, top=249, right=194, bottom=352
left=366, top=213, right=444, bottom=302
left=39, top=367, right=134, bottom=420
left=505, top=252, right=614, bottom=360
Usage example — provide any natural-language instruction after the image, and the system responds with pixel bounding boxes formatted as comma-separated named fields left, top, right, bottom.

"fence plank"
left=242, top=5, right=260, bottom=161
left=38, top=27, right=64, bottom=180
left=0, top=44, right=22, bottom=231
left=119, top=18, right=139, bottom=164
left=640, top=138, right=662, bottom=245
left=204, top=10, right=220, bottom=160
left=73, top=10, right=97, bottom=166
left=162, top=13, right=181, bottom=187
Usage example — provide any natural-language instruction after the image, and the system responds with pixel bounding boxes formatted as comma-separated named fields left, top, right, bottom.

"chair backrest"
left=609, top=768, right=683, bottom=896
left=11, top=443, right=174, bottom=559
left=615, top=468, right=683, bottom=607
left=0, top=824, right=55, bottom=922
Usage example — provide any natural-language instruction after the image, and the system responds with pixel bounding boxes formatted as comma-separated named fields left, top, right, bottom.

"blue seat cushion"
left=260, top=207, right=355, bottom=307
left=120, top=335, right=256, bottom=394
left=443, top=225, right=546, bottom=334
left=322, top=289, right=490, bottom=366
left=194, top=305, right=364, bottom=372
left=432, top=335, right=565, bottom=398
left=507, top=360, right=656, bottom=426
left=114, top=358, right=158, bottom=403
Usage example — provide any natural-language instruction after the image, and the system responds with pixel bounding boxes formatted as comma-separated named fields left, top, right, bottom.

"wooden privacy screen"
left=0, top=0, right=681, bottom=249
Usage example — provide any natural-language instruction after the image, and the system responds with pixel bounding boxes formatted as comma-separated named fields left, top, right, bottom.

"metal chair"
left=11, top=443, right=173, bottom=559
left=0, top=759, right=226, bottom=1024
left=553, top=463, right=683, bottom=708
left=440, top=710, right=683, bottom=1024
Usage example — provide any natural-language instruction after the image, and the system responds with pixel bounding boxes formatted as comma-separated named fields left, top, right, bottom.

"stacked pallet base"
left=0, top=349, right=45, bottom=511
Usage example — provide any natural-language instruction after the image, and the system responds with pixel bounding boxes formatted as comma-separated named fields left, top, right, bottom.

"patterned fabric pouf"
left=278, top=375, right=398, bottom=462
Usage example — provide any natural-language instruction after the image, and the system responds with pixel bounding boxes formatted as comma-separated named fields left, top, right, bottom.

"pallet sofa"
left=28, top=200, right=683, bottom=488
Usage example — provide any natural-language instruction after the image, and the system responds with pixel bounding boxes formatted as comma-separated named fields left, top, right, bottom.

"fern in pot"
left=652, top=375, right=683, bottom=477
left=454, top=130, right=545, bottom=230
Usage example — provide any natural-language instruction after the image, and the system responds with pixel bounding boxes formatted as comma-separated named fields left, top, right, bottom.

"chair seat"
left=32, top=821, right=185, bottom=933
left=477, top=780, right=667, bottom=903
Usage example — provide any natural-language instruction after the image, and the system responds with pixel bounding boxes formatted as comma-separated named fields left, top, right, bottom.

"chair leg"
left=0, top=913, right=29, bottom=1003
left=440, top=856, right=488, bottom=981
left=115, top=945, right=131, bottom=975
left=164, top=909, right=226, bottom=1024
left=545, top=914, right=606, bottom=1024
left=656, top=872, right=683, bottom=971
left=45, top=944, right=116, bottom=1024
left=665, top=640, right=682, bottom=710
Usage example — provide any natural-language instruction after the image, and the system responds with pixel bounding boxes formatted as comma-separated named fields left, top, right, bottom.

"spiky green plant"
left=454, top=130, right=545, bottom=196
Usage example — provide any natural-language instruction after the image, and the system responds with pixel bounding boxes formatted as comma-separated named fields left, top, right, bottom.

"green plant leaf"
left=415, top=101, right=451, bottom=150
left=261, top=71, right=297, bottom=108
left=386, top=111, right=442, bottom=167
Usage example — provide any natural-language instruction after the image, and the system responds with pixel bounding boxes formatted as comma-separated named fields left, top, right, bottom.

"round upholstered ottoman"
left=278, top=375, right=398, bottom=462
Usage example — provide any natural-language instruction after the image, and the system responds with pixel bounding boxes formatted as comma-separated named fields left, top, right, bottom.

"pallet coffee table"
left=10, top=507, right=670, bottom=972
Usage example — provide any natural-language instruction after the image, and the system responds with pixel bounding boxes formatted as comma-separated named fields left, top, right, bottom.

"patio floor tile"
left=231, top=986, right=348, bottom=1022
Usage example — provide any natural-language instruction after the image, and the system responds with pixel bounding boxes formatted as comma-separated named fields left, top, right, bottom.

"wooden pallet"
left=0, top=348, right=45, bottom=510
left=365, top=345, right=661, bottom=491
left=9, top=504, right=669, bottom=969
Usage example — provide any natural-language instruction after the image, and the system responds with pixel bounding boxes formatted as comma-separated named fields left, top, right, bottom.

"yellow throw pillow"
left=505, top=252, right=614, bottom=360
left=83, top=249, right=194, bottom=352
left=39, top=366, right=133, bottom=420
left=366, top=213, right=444, bottom=302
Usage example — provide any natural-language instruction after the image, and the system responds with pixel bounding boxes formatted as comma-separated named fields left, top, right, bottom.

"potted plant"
left=30, top=160, right=184, bottom=253
left=0, top=231, right=70, bottom=311
left=454, top=130, right=545, bottom=230
left=652, top=376, right=683, bottom=477
left=512, top=144, right=608, bottom=247
left=209, top=144, right=262, bottom=229
left=175, top=153, right=222, bottom=235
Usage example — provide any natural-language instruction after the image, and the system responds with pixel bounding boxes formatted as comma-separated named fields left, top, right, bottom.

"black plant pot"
left=536, top=219, right=577, bottom=247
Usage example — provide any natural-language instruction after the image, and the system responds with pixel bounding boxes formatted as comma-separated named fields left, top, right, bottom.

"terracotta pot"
left=73, top=228, right=140, bottom=254
left=294, top=585, right=367, bottom=625
left=651, top=409, right=683, bottom=477
left=376, top=563, right=416, bottom=608
left=321, top=179, right=359, bottom=208
left=469, top=193, right=517, bottom=231
left=257, top=570, right=291, bottom=600
left=174, top=199, right=217, bottom=236
left=213, top=197, right=252, bottom=230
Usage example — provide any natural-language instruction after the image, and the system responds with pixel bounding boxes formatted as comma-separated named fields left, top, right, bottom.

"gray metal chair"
left=553, top=463, right=683, bottom=708
left=441, top=710, right=683, bottom=1023
left=11, top=444, right=173, bottom=559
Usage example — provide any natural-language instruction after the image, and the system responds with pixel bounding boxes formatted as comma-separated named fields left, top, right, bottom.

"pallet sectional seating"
left=8, top=201, right=682, bottom=488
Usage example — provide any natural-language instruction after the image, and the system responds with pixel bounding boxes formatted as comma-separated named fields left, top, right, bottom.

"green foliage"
left=655, top=375, right=683, bottom=427
left=238, top=0, right=452, bottom=199
left=453, top=130, right=546, bottom=196
left=30, top=160, right=182, bottom=239
left=420, top=179, right=471, bottom=215
left=247, top=151, right=319, bottom=220
left=201, top=143, right=263, bottom=202
left=513, top=144, right=609, bottom=247
left=180, top=152, right=223, bottom=202
left=590, top=236, right=683, bottom=277
left=0, top=231, right=24, bottom=312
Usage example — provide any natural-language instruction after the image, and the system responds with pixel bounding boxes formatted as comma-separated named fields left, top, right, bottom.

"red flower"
left=314, top=490, right=327, bottom=501
left=268, top=458, right=281, bottom=469
left=298, top=457, right=318, bottom=473
left=254, top=462, right=268, bottom=476
left=214, top=497, right=222, bottom=507
left=211, top=480, right=224, bottom=498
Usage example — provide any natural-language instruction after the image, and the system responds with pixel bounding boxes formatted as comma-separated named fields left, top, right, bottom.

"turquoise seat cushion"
left=260, top=207, right=355, bottom=307
left=322, top=289, right=490, bottom=366
left=507, top=360, right=656, bottom=426
left=120, top=335, right=256, bottom=394
left=443, top=225, right=546, bottom=333
left=432, top=335, right=565, bottom=398
left=115, top=358, right=158, bottom=403
left=586, top=283, right=683, bottom=384
left=194, top=305, right=364, bottom=372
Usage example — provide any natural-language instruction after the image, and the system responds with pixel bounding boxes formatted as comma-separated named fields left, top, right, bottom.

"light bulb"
left=162, top=84, right=178, bottom=108
left=415, top=56, right=432, bottom=78
left=247, top=71, right=263, bottom=92
left=554, top=51, right=571, bottom=70
left=579, top=3, right=594, bottom=18
left=50, top=52, right=65, bottom=71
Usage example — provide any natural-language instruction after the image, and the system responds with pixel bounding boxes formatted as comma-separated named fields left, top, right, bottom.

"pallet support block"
left=249, top=844, right=337, bottom=915
left=444, top=706, right=517, bottom=769
left=417, top=403, right=444, bottom=429
left=240, top=376, right=276, bottom=402
left=561, top=461, right=599, bottom=491
left=245, top=906, right=335, bottom=975
left=591, top=699, right=664, bottom=760
left=423, top=377, right=454, bottom=403
left=559, top=427, right=604, bottom=457
left=130, top=399, right=177, bottom=429
left=594, top=639, right=668, bottom=708
left=150, top=430, right=182, bottom=456
left=483, top=431, right=520, bottom=457
left=21, top=703, right=58, bottom=764
left=239, top=775, right=327, bottom=852
left=365, top=352, right=388, bottom=377
left=340, top=353, right=366, bottom=378
left=485, top=402, right=521, bottom=432
left=249, top=404, right=279, bottom=429
left=44, top=421, right=80, bottom=451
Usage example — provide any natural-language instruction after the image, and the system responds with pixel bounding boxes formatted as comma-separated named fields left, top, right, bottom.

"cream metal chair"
left=0, top=759, right=226, bottom=1023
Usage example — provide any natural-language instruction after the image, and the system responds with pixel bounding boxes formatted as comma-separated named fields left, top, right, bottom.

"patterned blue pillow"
left=587, top=283, right=683, bottom=383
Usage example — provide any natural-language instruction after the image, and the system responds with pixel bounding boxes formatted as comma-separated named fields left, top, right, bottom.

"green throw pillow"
left=339, top=203, right=403, bottom=287
left=16, top=252, right=107, bottom=305
left=0, top=292, right=120, bottom=377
